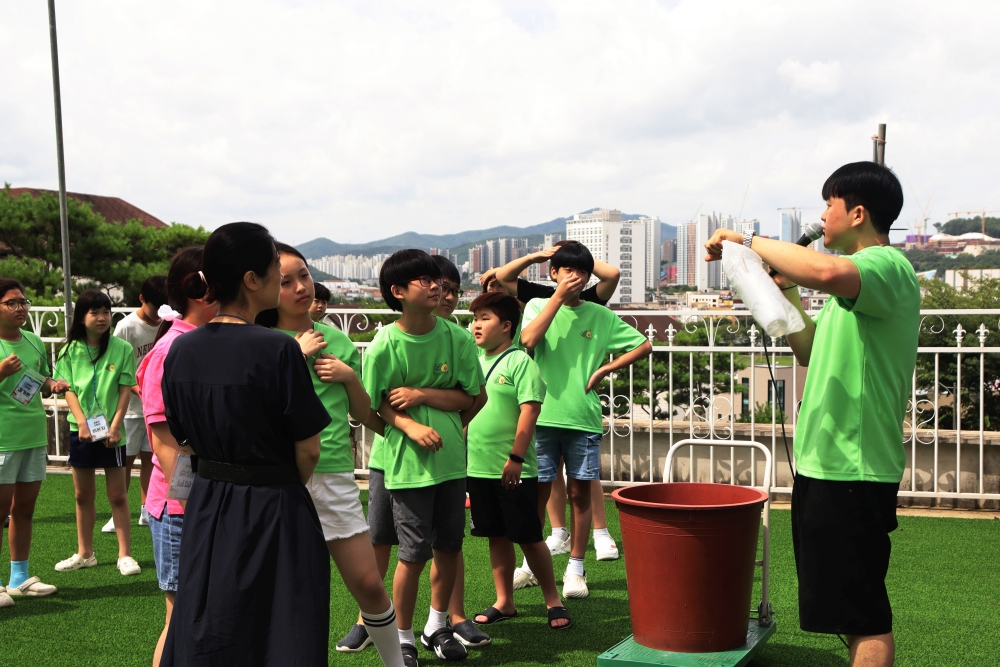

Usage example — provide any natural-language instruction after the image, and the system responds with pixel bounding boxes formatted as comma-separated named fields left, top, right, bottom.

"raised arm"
left=495, top=249, right=553, bottom=294
left=592, top=260, right=622, bottom=302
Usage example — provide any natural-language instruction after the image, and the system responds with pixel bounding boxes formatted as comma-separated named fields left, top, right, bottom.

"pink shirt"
left=137, top=318, right=197, bottom=519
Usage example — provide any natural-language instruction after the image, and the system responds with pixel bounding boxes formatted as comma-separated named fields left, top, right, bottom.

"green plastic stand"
left=597, top=620, right=776, bottom=667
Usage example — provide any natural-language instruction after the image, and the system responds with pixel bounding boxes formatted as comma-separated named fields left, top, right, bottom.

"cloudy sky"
left=4, top=1, right=999, bottom=244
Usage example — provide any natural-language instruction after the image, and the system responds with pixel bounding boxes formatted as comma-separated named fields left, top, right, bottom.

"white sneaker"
left=101, top=517, right=116, bottom=533
left=512, top=567, right=539, bottom=590
left=138, top=505, right=149, bottom=527
left=117, top=556, right=141, bottom=576
left=545, top=533, right=572, bottom=556
left=7, top=576, right=57, bottom=597
left=55, top=553, right=98, bottom=572
left=595, top=537, right=620, bottom=562
left=562, top=572, right=589, bottom=599
left=0, top=587, right=13, bottom=608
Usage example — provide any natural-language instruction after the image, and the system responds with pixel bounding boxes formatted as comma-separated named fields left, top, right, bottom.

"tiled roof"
left=7, top=187, right=167, bottom=229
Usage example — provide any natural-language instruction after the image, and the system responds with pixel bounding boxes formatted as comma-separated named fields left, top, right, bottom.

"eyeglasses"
left=440, top=285, right=460, bottom=298
left=1, top=299, right=31, bottom=312
left=409, top=276, right=441, bottom=289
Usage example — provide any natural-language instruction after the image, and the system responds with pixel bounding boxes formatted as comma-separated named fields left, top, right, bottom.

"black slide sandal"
left=474, top=606, right=517, bottom=625
left=547, top=606, right=572, bottom=630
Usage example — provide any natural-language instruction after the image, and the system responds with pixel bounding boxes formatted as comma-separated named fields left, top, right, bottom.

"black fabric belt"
left=197, top=459, right=300, bottom=486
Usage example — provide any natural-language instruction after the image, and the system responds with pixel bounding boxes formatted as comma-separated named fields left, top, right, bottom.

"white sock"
left=551, top=527, right=569, bottom=542
left=423, top=607, right=449, bottom=638
left=398, top=627, right=415, bottom=647
left=362, top=602, right=404, bottom=667
left=521, top=556, right=532, bottom=574
left=566, top=557, right=585, bottom=577
left=593, top=527, right=612, bottom=541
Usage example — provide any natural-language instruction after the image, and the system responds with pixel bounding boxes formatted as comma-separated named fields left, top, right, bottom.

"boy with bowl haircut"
left=704, top=162, right=917, bottom=667
left=519, top=241, right=652, bottom=599
left=467, top=291, right=570, bottom=630
left=361, top=249, right=485, bottom=664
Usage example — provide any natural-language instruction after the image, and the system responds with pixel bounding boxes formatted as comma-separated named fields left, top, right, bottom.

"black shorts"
left=367, top=469, right=399, bottom=546
left=68, top=432, right=126, bottom=469
left=389, top=477, right=466, bottom=562
left=791, top=474, right=899, bottom=636
left=468, top=476, right=543, bottom=545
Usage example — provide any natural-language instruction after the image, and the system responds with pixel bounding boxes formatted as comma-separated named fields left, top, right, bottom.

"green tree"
left=917, top=275, right=1000, bottom=430
left=0, top=185, right=210, bottom=305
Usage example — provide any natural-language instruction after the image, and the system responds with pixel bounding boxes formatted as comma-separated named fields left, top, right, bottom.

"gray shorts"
left=390, top=477, right=466, bottom=563
left=0, top=447, right=47, bottom=485
left=367, top=469, right=398, bottom=546
left=125, top=417, right=151, bottom=456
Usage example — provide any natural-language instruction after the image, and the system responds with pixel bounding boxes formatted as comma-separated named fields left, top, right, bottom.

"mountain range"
left=296, top=211, right=677, bottom=260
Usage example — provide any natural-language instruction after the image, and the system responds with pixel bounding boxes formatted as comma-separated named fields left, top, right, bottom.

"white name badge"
left=86, top=413, right=110, bottom=441
left=11, top=367, right=45, bottom=406
left=167, top=455, right=195, bottom=500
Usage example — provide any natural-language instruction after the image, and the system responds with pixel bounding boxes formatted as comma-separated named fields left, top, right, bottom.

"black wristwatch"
left=508, top=453, right=525, bottom=464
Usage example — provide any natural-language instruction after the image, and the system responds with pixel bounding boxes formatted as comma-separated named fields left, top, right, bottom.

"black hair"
left=202, top=222, right=279, bottom=306
left=313, top=283, right=331, bottom=302
left=549, top=240, right=594, bottom=276
left=155, top=246, right=208, bottom=343
left=432, top=254, right=461, bottom=286
left=255, top=242, right=311, bottom=328
left=821, top=162, right=904, bottom=235
left=140, top=275, right=168, bottom=308
left=378, top=249, right=440, bottom=312
left=61, top=289, right=113, bottom=364
left=470, top=291, right=521, bottom=337
left=0, top=278, right=26, bottom=302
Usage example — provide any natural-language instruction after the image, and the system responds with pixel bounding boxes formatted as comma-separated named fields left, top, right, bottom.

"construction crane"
left=909, top=191, right=933, bottom=249
left=946, top=209, right=1000, bottom=237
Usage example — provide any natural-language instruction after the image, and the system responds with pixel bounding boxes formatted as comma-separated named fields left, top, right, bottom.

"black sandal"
left=547, top=606, right=572, bottom=630
left=474, top=606, right=517, bottom=625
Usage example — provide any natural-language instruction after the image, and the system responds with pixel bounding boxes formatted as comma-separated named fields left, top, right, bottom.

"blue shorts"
left=149, top=512, right=183, bottom=592
left=535, top=426, right=602, bottom=483
left=68, top=432, right=125, bottom=469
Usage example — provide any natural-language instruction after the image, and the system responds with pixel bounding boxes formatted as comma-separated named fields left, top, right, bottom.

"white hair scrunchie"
left=158, top=304, right=182, bottom=321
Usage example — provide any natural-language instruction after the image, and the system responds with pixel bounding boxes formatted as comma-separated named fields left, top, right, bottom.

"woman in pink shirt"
left=136, top=247, right=218, bottom=667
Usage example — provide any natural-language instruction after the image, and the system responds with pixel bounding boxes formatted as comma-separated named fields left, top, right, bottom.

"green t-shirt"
left=278, top=323, right=361, bottom=474
left=55, top=336, right=137, bottom=437
left=521, top=299, right=647, bottom=433
left=362, top=317, right=484, bottom=490
left=467, top=347, right=546, bottom=479
left=0, top=331, right=51, bottom=452
left=795, top=245, right=920, bottom=483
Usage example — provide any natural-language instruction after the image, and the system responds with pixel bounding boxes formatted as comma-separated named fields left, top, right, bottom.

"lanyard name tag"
left=86, top=412, right=110, bottom=441
left=11, top=367, right=45, bottom=406
left=168, top=455, right=195, bottom=500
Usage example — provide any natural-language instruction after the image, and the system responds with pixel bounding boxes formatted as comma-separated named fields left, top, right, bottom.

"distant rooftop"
left=7, top=187, right=167, bottom=229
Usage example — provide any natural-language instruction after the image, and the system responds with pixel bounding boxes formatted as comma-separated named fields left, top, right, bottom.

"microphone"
left=768, top=222, right=824, bottom=277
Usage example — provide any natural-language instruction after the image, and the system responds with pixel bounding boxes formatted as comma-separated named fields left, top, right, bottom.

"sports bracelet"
left=508, top=453, right=525, bottom=464
left=781, top=284, right=799, bottom=290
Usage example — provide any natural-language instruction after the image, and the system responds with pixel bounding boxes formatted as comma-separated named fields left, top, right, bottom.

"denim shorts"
left=535, top=426, right=602, bottom=483
left=149, top=512, right=183, bottom=592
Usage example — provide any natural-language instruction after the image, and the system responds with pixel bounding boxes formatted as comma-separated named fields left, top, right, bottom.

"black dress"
left=160, top=323, right=332, bottom=667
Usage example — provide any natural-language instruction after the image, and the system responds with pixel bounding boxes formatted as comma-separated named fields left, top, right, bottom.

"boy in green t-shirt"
left=705, top=162, right=916, bottom=667
left=0, top=279, right=70, bottom=607
left=361, top=249, right=485, bottom=663
left=467, top=291, right=570, bottom=630
left=519, top=242, right=651, bottom=599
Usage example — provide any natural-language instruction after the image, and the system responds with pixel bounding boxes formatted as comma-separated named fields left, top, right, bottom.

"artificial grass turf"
left=1, top=475, right=998, bottom=666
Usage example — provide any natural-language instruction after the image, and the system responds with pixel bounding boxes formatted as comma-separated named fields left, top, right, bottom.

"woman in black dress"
left=160, top=222, right=333, bottom=666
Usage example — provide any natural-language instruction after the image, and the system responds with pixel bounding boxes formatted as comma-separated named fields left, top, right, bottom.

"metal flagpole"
left=47, top=0, right=74, bottom=332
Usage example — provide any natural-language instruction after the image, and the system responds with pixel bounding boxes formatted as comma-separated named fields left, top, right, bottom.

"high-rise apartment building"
left=780, top=210, right=801, bottom=243
left=544, top=233, right=562, bottom=248
left=565, top=209, right=649, bottom=305
left=735, top=219, right=761, bottom=237
left=677, top=212, right=735, bottom=289
left=637, top=216, right=662, bottom=296
left=469, top=245, right=485, bottom=274
left=662, top=239, right=677, bottom=263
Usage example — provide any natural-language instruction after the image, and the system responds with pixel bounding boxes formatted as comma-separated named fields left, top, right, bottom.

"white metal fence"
left=33, top=306, right=1000, bottom=504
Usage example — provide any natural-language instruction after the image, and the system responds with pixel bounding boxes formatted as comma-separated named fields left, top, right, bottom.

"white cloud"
left=3, top=1, right=1000, bottom=244
left=777, top=59, right=843, bottom=97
